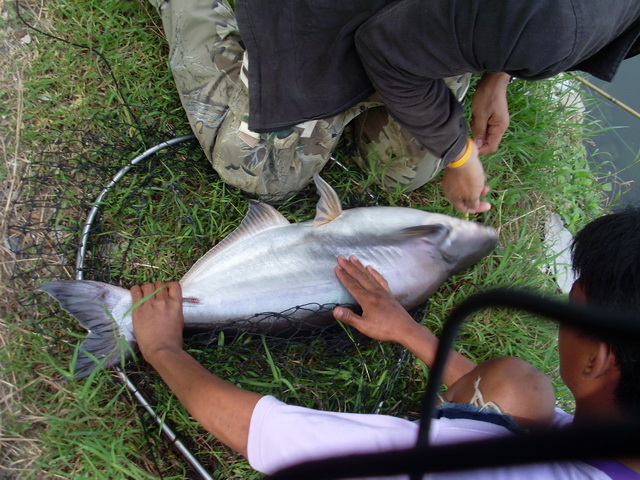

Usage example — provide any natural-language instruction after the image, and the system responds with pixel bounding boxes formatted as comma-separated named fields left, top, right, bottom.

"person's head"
left=567, top=204, right=640, bottom=416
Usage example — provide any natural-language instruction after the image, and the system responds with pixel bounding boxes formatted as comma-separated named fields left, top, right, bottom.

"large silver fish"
left=37, top=175, right=498, bottom=377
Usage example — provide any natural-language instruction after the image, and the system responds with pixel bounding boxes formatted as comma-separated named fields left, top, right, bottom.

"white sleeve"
left=247, top=398, right=609, bottom=480
left=246, top=396, right=519, bottom=475
left=247, top=395, right=419, bottom=475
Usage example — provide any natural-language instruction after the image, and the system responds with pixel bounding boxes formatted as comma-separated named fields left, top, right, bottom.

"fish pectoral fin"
left=312, top=174, right=343, bottom=226
left=398, top=224, right=450, bottom=243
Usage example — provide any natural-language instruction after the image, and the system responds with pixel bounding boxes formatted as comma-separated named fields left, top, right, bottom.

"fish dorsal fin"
left=312, top=174, right=343, bottom=226
left=182, top=201, right=290, bottom=284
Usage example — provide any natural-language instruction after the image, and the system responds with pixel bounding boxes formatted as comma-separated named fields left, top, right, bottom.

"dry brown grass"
left=1, top=1, right=53, bottom=476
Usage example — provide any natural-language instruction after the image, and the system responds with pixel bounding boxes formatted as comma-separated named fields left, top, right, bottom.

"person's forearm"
left=471, top=72, right=511, bottom=155
left=145, top=347, right=262, bottom=457
left=356, top=48, right=467, bottom=163
left=399, top=323, right=476, bottom=388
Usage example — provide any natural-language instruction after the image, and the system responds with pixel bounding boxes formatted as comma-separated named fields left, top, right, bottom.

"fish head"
left=344, top=207, right=498, bottom=276
left=394, top=212, right=497, bottom=271
left=368, top=211, right=498, bottom=310
left=427, top=215, right=498, bottom=274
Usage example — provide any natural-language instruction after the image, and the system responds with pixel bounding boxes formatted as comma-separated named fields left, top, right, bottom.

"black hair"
left=571, top=204, right=640, bottom=415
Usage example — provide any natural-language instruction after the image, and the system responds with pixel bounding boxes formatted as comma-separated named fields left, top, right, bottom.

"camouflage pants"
left=149, top=0, right=470, bottom=199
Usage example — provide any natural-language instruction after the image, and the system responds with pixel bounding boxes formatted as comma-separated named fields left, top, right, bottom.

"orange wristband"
left=448, top=138, right=474, bottom=169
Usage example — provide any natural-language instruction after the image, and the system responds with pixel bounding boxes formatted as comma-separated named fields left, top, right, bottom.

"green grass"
left=0, top=0, right=621, bottom=478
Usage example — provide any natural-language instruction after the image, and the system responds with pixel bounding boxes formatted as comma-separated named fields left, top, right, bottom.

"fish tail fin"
left=36, top=280, right=133, bottom=378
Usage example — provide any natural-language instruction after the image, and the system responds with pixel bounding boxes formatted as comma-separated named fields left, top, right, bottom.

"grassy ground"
left=1, top=0, right=618, bottom=478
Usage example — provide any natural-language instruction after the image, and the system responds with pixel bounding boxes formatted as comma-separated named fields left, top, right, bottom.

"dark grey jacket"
left=236, top=0, right=640, bottom=164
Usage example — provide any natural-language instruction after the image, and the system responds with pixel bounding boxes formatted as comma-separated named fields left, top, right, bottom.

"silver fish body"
left=37, top=175, right=497, bottom=377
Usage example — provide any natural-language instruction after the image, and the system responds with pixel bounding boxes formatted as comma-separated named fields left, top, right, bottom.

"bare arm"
left=332, top=256, right=476, bottom=387
left=130, top=281, right=262, bottom=458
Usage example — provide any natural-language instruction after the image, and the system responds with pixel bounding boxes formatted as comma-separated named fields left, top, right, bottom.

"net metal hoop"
left=73, top=134, right=215, bottom=480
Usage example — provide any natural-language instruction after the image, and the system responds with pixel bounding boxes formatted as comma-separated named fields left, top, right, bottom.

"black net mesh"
left=10, top=113, right=427, bottom=477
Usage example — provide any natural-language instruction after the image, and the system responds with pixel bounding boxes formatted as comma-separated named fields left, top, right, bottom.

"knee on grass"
left=443, top=356, right=556, bottom=429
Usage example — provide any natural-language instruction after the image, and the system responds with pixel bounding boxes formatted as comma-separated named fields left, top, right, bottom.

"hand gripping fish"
left=37, top=175, right=498, bottom=377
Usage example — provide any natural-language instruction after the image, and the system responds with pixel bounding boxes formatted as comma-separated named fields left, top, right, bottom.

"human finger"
left=341, top=255, right=381, bottom=290
left=480, top=127, right=506, bottom=155
left=141, top=282, right=158, bottom=297
left=462, top=195, right=480, bottom=213
left=465, top=200, right=492, bottom=213
left=333, top=306, right=362, bottom=326
left=366, top=265, right=391, bottom=292
left=463, top=184, right=491, bottom=213
left=337, top=254, right=367, bottom=274
left=153, top=280, right=168, bottom=298
left=335, top=264, right=370, bottom=301
left=458, top=196, right=492, bottom=214
left=130, top=285, right=142, bottom=303
left=166, top=281, right=182, bottom=302
left=334, top=264, right=390, bottom=313
left=336, top=256, right=373, bottom=289
left=470, top=111, right=488, bottom=141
